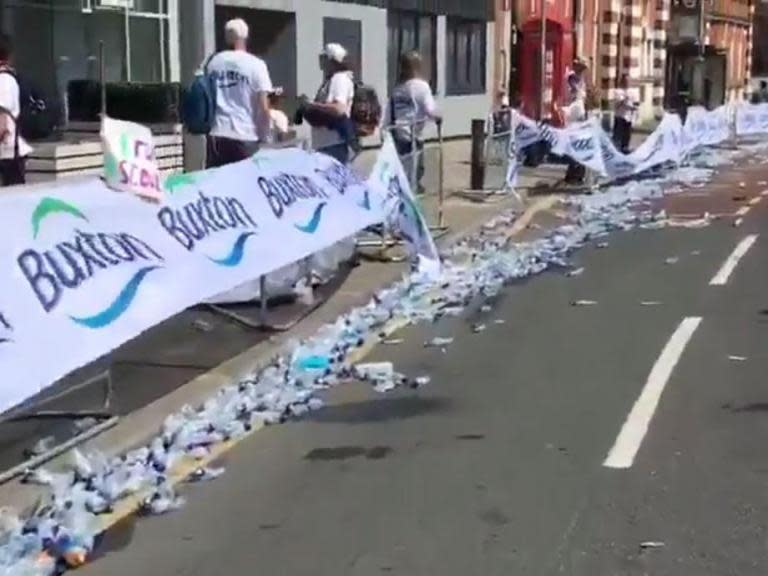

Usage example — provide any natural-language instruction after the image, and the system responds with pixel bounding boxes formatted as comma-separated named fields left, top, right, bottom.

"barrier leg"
left=437, top=123, right=446, bottom=229
left=259, top=275, right=269, bottom=326
left=410, top=125, right=419, bottom=195
left=0, top=369, right=120, bottom=485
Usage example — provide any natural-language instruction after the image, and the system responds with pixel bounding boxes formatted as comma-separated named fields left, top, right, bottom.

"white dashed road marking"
left=710, top=235, right=759, bottom=286
left=604, top=317, right=703, bottom=469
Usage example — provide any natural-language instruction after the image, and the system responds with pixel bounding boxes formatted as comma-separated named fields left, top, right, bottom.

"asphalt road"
left=83, top=167, right=768, bottom=575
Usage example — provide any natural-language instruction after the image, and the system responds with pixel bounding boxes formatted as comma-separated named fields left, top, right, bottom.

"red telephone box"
left=517, top=1, right=574, bottom=122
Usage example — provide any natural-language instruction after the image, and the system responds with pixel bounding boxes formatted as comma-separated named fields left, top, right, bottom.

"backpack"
left=181, top=57, right=217, bottom=135
left=0, top=68, right=52, bottom=144
left=351, top=82, right=381, bottom=137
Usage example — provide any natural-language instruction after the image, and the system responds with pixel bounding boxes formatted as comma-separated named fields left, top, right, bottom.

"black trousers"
left=0, top=157, right=25, bottom=187
left=612, top=117, right=632, bottom=154
left=564, top=161, right=585, bottom=184
left=206, top=137, right=260, bottom=169
left=318, top=143, right=350, bottom=166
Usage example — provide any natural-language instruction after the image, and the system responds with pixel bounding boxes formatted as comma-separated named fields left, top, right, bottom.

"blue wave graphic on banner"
left=0, top=338, right=11, bottom=345
left=295, top=202, right=327, bottom=234
left=208, top=232, right=257, bottom=267
left=70, top=266, right=162, bottom=329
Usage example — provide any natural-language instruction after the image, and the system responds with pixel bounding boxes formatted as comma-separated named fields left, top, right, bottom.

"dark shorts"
left=318, top=143, right=350, bottom=166
left=0, top=157, right=26, bottom=187
left=206, top=137, right=260, bottom=169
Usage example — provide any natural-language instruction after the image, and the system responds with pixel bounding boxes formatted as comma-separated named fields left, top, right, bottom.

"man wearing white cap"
left=302, top=42, right=355, bottom=164
left=205, top=18, right=273, bottom=168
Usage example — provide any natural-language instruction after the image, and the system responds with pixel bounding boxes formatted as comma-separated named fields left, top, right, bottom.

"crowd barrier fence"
left=356, top=119, right=448, bottom=257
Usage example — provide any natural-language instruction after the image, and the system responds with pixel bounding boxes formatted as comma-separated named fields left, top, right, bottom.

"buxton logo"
left=570, top=135, right=595, bottom=161
left=17, top=197, right=164, bottom=329
left=157, top=191, right=258, bottom=267
left=257, top=172, right=331, bottom=234
left=599, top=141, right=634, bottom=175
left=0, top=312, right=12, bottom=345
left=315, top=163, right=371, bottom=211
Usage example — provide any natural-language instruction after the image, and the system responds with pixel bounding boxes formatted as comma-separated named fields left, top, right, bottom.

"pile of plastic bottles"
left=0, top=148, right=738, bottom=576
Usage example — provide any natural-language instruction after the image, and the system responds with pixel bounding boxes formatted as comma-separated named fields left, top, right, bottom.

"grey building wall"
left=180, top=0, right=493, bottom=163
left=180, top=0, right=216, bottom=170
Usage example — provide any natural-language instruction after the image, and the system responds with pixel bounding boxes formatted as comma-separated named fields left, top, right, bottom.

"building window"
left=446, top=17, right=486, bottom=96
left=0, top=0, right=173, bottom=124
left=324, top=17, right=362, bottom=82
left=387, top=10, right=437, bottom=92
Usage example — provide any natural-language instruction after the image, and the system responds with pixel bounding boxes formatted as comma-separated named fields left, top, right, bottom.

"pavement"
left=51, top=148, right=767, bottom=575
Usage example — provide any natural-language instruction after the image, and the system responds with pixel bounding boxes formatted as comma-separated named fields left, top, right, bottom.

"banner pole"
left=437, top=121, right=445, bottom=229
left=99, top=41, right=106, bottom=118
left=410, top=121, right=418, bottom=195
left=259, top=275, right=268, bottom=326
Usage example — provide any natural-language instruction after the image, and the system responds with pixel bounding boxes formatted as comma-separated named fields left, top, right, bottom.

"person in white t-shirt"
left=303, top=43, right=355, bottom=165
left=613, top=74, right=637, bottom=154
left=388, top=51, right=441, bottom=193
left=206, top=18, right=273, bottom=168
left=0, top=35, right=31, bottom=186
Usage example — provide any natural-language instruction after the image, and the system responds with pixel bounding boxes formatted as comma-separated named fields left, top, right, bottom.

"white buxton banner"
left=368, top=135, right=442, bottom=278
left=508, top=102, right=749, bottom=187
left=0, top=148, right=398, bottom=413
left=736, top=102, right=768, bottom=136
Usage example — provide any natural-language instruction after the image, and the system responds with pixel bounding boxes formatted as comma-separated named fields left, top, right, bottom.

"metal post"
left=409, top=120, right=418, bottom=194
left=259, top=275, right=268, bottom=325
left=99, top=41, right=107, bottom=118
left=539, top=0, right=547, bottom=121
left=470, top=118, right=486, bottom=190
left=437, top=121, right=445, bottom=229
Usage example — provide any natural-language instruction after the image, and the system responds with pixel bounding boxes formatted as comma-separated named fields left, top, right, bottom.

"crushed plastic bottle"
left=187, top=467, right=226, bottom=483
left=424, top=337, right=454, bottom=348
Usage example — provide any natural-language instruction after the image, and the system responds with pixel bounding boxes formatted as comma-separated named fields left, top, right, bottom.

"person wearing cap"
left=302, top=43, right=355, bottom=164
left=562, top=59, right=588, bottom=185
left=205, top=18, right=273, bottom=168
left=613, top=73, right=637, bottom=154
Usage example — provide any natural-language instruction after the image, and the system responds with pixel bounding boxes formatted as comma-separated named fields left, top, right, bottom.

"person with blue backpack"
left=184, top=18, right=273, bottom=168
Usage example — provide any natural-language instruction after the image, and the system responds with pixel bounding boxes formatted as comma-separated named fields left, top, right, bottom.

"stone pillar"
left=622, top=0, right=644, bottom=106
left=179, top=0, right=215, bottom=172
left=599, top=0, right=621, bottom=111
left=652, top=0, right=670, bottom=114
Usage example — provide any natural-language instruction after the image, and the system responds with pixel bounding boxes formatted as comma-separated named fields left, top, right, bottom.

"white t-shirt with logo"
left=614, top=88, right=637, bottom=122
left=388, top=78, right=438, bottom=142
left=0, top=71, right=32, bottom=159
left=311, top=71, right=355, bottom=150
left=207, top=50, right=273, bottom=142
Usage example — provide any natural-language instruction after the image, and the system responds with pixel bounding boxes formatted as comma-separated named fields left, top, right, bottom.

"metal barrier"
left=386, top=119, right=448, bottom=232
left=458, top=109, right=523, bottom=204
left=357, top=118, right=448, bottom=255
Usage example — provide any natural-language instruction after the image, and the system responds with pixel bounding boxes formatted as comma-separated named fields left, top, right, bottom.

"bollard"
left=437, top=122, right=446, bottom=229
left=471, top=119, right=486, bottom=191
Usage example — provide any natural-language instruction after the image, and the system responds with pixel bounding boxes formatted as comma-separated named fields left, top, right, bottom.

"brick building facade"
left=494, top=0, right=756, bottom=123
